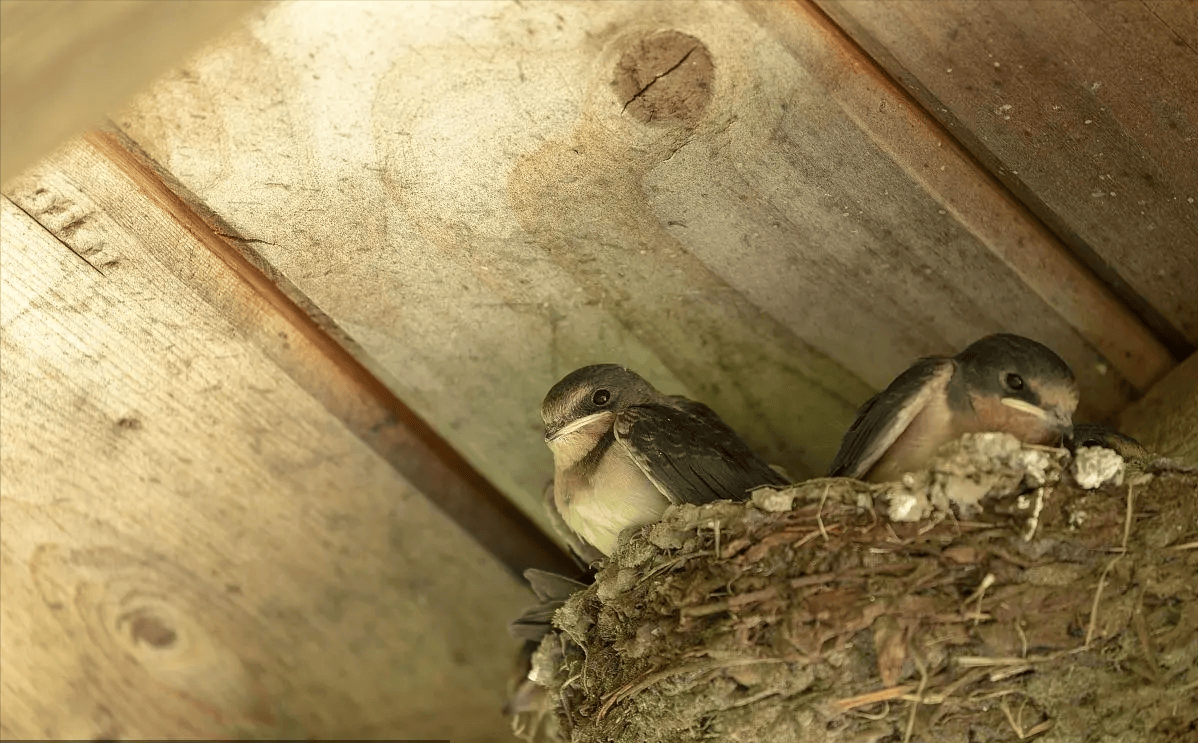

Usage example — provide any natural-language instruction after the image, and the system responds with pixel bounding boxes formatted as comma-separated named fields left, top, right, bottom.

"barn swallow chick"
left=542, top=364, right=789, bottom=556
left=1069, top=423, right=1150, bottom=460
left=829, top=334, right=1078, bottom=483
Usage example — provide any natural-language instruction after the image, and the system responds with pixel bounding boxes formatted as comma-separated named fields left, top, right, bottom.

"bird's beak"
left=544, top=411, right=613, bottom=443
left=1001, top=398, right=1073, bottom=443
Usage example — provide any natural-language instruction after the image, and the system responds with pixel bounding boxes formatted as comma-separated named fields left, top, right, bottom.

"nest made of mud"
left=526, top=434, right=1198, bottom=743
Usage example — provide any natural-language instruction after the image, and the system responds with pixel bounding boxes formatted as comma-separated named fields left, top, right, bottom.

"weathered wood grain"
left=114, top=0, right=1169, bottom=515
left=0, top=0, right=260, bottom=183
left=77, top=127, right=575, bottom=577
left=0, top=148, right=530, bottom=740
left=817, top=0, right=1198, bottom=351
left=1119, top=351, right=1198, bottom=464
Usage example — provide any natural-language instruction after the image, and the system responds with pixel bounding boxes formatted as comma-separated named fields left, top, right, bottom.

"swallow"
left=541, top=364, right=790, bottom=556
left=1069, top=423, right=1150, bottom=460
left=828, top=334, right=1078, bottom=483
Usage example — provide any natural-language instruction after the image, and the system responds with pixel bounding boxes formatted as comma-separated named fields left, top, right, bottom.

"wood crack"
left=214, top=231, right=277, bottom=247
left=1140, top=0, right=1198, bottom=57
left=622, top=45, right=698, bottom=111
left=4, top=196, right=106, bottom=277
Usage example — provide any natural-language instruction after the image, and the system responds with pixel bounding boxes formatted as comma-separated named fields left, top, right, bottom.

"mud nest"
left=523, top=434, right=1198, bottom=743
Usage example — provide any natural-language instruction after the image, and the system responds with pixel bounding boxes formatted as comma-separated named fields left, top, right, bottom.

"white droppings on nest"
left=751, top=487, right=795, bottom=513
left=887, top=490, right=924, bottom=521
left=883, top=433, right=1067, bottom=524
left=1020, top=486, right=1047, bottom=541
left=1072, top=446, right=1126, bottom=489
left=528, top=635, right=562, bottom=687
left=929, top=474, right=992, bottom=517
left=1014, top=447, right=1058, bottom=486
left=1069, top=508, right=1088, bottom=529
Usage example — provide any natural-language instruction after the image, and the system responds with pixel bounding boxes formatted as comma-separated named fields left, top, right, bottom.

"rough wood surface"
left=817, top=0, right=1198, bottom=351
left=78, top=128, right=574, bottom=577
left=0, top=0, right=260, bottom=183
left=0, top=142, right=531, bottom=741
left=1119, top=351, right=1198, bottom=464
left=113, top=0, right=1171, bottom=524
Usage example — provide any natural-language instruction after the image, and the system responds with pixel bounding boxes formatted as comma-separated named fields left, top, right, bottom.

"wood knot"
left=116, top=417, right=143, bottom=431
left=613, top=31, right=714, bottom=126
left=120, top=608, right=178, bottom=649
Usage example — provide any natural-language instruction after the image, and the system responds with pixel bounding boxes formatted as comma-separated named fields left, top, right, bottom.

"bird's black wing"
left=614, top=401, right=790, bottom=506
left=827, top=357, right=954, bottom=479
left=525, top=568, right=589, bottom=603
left=508, top=568, right=590, bottom=642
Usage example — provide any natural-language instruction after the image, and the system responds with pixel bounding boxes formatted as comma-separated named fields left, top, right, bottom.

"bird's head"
left=955, top=334, right=1078, bottom=446
left=541, top=364, right=658, bottom=446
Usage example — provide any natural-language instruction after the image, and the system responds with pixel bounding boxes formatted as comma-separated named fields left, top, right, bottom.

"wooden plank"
left=0, top=147, right=532, bottom=739
left=1119, top=351, right=1198, bottom=464
left=0, top=0, right=260, bottom=183
left=740, top=0, right=1174, bottom=394
left=5, top=130, right=575, bottom=579
left=113, top=0, right=1169, bottom=513
left=817, top=0, right=1198, bottom=352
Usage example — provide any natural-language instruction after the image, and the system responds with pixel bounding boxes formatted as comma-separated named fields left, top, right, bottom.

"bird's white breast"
left=868, top=393, right=963, bottom=483
left=554, top=440, right=668, bottom=556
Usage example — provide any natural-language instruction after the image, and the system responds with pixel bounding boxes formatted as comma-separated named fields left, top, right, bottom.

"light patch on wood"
left=0, top=163, right=529, bottom=738
left=0, top=0, right=260, bottom=182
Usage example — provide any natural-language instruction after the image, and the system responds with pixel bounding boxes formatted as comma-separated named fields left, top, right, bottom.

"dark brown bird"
left=829, top=334, right=1078, bottom=483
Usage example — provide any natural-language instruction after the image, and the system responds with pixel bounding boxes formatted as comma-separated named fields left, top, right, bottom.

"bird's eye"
left=1004, top=373, right=1025, bottom=391
left=1082, top=438, right=1101, bottom=447
left=592, top=389, right=611, bottom=406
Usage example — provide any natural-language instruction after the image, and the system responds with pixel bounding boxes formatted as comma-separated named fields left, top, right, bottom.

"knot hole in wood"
left=612, top=30, right=714, bottom=126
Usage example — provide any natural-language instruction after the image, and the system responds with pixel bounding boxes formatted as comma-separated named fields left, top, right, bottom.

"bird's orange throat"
left=970, top=393, right=1065, bottom=446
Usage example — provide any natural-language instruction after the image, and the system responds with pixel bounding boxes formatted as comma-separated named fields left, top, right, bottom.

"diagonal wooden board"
left=0, top=140, right=534, bottom=740
left=5, top=129, right=575, bottom=577
left=1119, top=351, right=1198, bottom=464
left=817, top=0, right=1198, bottom=351
left=112, top=0, right=1173, bottom=525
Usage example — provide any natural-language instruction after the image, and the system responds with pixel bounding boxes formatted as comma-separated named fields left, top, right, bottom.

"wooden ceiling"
left=3, top=2, right=1195, bottom=739
left=95, top=0, right=1190, bottom=536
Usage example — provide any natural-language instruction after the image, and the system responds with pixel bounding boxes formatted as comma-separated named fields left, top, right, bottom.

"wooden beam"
left=0, top=148, right=534, bottom=737
left=112, top=0, right=1171, bottom=515
left=1119, top=352, right=1198, bottom=464
left=816, top=0, right=1198, bottom=353
left=3, top=130, right=576, bottom=580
